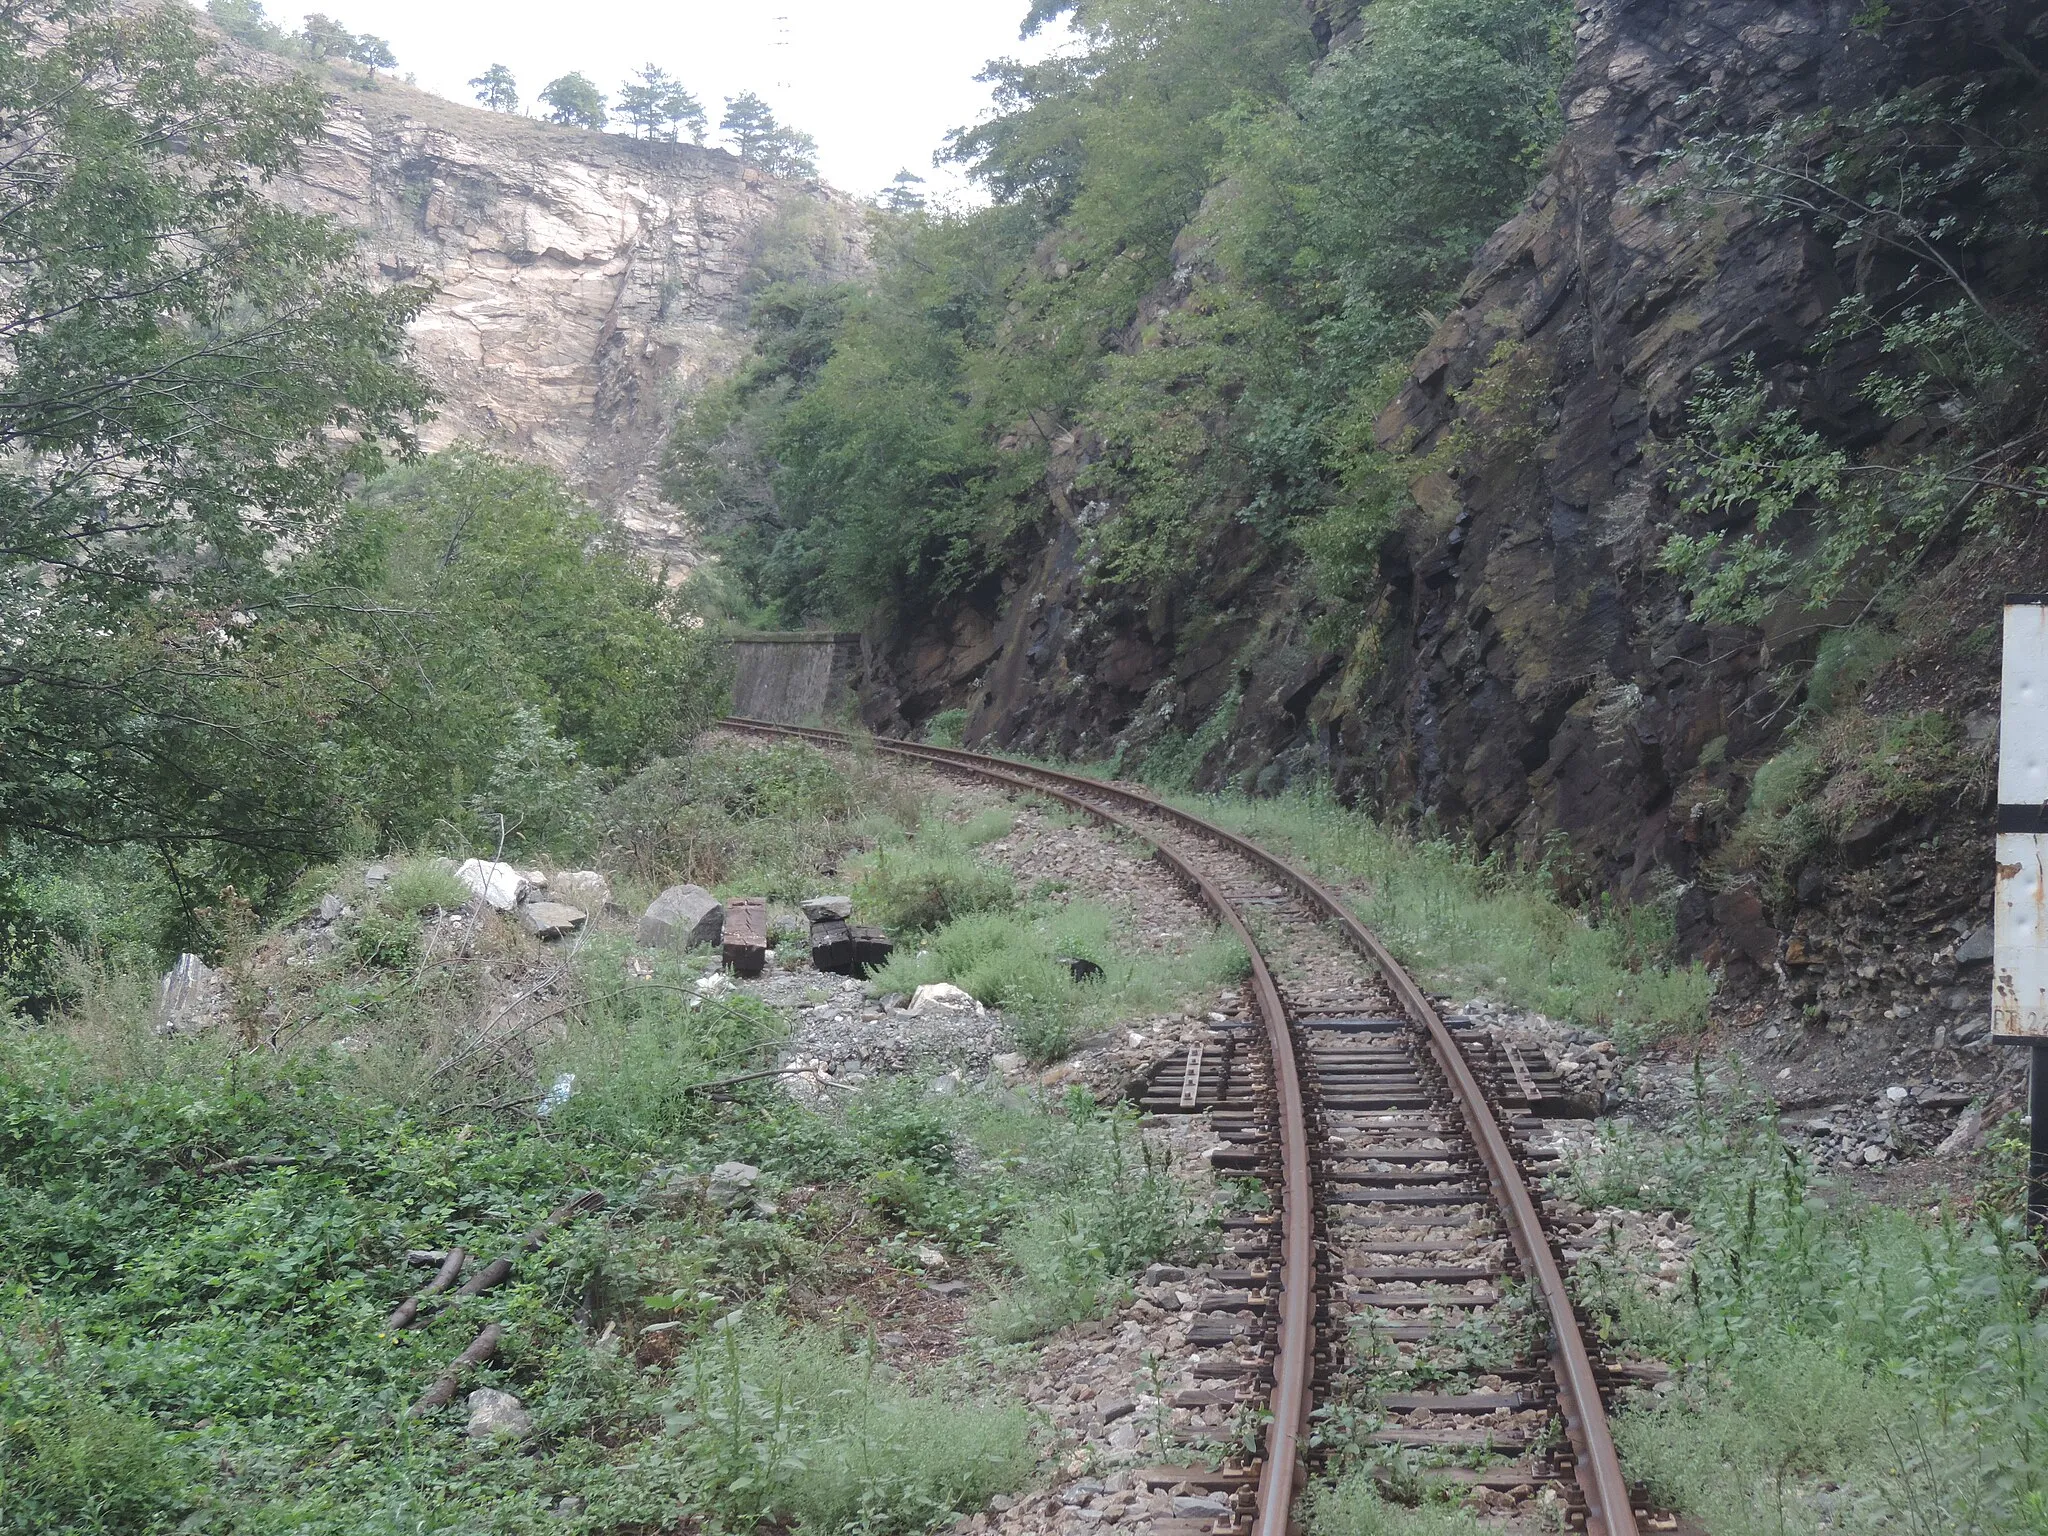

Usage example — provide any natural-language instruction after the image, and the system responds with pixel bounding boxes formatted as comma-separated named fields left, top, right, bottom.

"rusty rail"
left=720, top=717, right=1639, bottom=1536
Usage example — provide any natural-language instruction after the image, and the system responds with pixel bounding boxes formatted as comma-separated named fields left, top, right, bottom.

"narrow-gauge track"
left=719, top=718, right=1640, bottom=1536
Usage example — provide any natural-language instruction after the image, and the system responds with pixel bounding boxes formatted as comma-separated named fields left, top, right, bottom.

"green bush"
left=923, top=708, right=969, bottom=747
left=380, top=858, right=470, bottom=915
left=1573, top=1097, right=2048, bottom=1536
left=660, top=1320, right=1033, bottom=1533
left=0, top=1366, right=196, bottom=1536
left=601, top=737, right=917, bottom=900
left=854, top=843, right=1015, bottom=934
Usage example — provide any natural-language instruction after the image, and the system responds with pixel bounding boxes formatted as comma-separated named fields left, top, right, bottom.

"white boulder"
left=909, top=982, right=983, bottom=1017
left=464, top=1387, right=532, bottom=1439
left=455, top=859, right=526, bottom=912
left=155, top=954, right=223, bottom=1035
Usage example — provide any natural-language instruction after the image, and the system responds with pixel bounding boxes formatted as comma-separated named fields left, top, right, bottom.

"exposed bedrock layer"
left=264, top=70, right=865, bottom=571
left=867, top=0, right=2037, bottom=972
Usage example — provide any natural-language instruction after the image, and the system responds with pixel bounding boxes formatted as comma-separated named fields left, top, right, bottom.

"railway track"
left=719, top=718, right=1643, bottom=1536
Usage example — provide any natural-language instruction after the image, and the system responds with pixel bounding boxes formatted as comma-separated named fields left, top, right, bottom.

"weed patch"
left=870, top=900, right=1246, bottom=1062
left=1167, top=790, right=1710, bottom=1042
left=601, top=737, right=917, bottom=902
left=1570, top=1093, right=2048, bottom=1536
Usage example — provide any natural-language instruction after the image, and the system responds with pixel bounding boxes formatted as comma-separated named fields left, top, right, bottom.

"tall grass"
left=649, top=1319, right=1033, bottom=1533
left=1166, top=791, right=1711, bottom=1041
left=1572, top=1098, right=2048, bottom=1535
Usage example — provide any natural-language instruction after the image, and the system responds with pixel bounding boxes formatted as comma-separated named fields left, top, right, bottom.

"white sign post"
left=1995, top=596, right=2048, bottom=1227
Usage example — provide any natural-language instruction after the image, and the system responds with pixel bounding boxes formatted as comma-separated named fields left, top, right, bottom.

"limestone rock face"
left=262, top=74, right=866, bottom=570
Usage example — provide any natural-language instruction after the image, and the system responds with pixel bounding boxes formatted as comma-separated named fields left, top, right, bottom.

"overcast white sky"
left=267, top=1, right=1070, bottom=199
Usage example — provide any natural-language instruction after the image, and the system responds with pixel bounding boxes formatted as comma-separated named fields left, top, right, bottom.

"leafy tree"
left=721, top=91, right=817, bottom=177
left=618, top=64, right=704, bottom=141
left=720, top=90, right=778, bottom=160
left=206, top=0, right=287, bottom=50
left=470, top=62, right=519, bottom=112
left=308, top=451, right=729, bottom=845
left=350, top=34, right=396, bottom=79
left=540, top=71, right=608, bottom=130
left=298, top=11, right=354, bottom=61
left=879, top=169, right=928, bottom=211
left=0, top=3, right=431, bottom=901
left=668, top=0, right=1576, bottom=625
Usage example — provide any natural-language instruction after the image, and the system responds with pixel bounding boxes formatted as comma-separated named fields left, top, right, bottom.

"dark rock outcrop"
left=873, top=0, right=2040, bottom=977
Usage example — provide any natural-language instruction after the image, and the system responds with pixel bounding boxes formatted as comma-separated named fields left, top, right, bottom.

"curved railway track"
left=720, top=718, right=1642, bottom=1536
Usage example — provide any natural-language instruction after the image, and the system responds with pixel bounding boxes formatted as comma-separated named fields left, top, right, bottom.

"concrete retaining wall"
left=728, top=632, right=861, bottom=724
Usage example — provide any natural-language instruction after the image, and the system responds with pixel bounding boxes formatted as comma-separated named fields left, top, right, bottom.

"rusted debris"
left=722, top=897, right=768, bottom=977
left=810, top=917, right=854, bottom=973
left=407, top=1322, right=503, bottom=1417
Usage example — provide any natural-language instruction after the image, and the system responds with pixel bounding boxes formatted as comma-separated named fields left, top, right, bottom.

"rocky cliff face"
left=266, top=72, right=866, bottom=570
left=869, top=0, right=2039, bottom=975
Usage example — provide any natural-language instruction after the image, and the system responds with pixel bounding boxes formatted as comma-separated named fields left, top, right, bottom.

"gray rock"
left=1956, top=923, right=1994, bottom=965
left=801, top=894, right=854, bottom=921
left=363, top=862, right=393, bottom=888
left=707, top=1160, right=760, bottom=1208
left=639, top=884, right=724, bottom=949
left=155, top=954, right=223, bottom=1036
left=1172, top=1495, right=1230, bottom=1517
left=1936, top=1102, right=1986, bottom=1157
left=465, top=1387, right=531, bottom=1439
left=520, top=901, right=588, bottom=941
left=318, top=893, right=346, bottom=924
left=553, top=870, right=612, bottom=910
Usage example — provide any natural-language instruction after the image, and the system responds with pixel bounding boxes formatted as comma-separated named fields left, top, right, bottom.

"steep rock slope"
left=267, top=74, right=865, bottom=569
left=875, top=0, right=2037, bottom=974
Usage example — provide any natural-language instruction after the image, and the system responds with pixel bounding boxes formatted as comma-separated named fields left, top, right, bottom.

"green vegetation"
left=854, top=811, right=1250, bottom=1061
left=1160, top=790, right=1709, bottom=1040
left=0, top=11, right=723, bottom=1000
left=0, top=936, right=1074, bottom=1533
left=540, top=72, right=608, bottom=130
left=1571, top=1092, right=2048, bottom=1535
left=667, top=0, right=1571, bottom=628
left=210, top=3, right=396, bottom=77
left=0, top=732, right=1238, bottom=1533
left=599, top=737, right=919, bottom=902
left=616, top=65, right=704, bottom=144
left=1659, top=71, right=2048, bottom=630
left=1303, top=1476, right=1487, bottom=1536
left=720, top=91, right=818, bottom=177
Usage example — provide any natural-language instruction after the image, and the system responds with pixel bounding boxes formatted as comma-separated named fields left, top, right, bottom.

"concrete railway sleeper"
left=719, top=718, right=1645, bottom=1536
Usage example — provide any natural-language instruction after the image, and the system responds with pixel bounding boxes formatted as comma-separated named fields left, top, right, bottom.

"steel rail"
left=719, top=717, right=1638, bottom=1536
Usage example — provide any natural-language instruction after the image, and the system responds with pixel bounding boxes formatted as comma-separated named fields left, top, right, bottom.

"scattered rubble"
left=518, top=901, right=588, bottom=941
